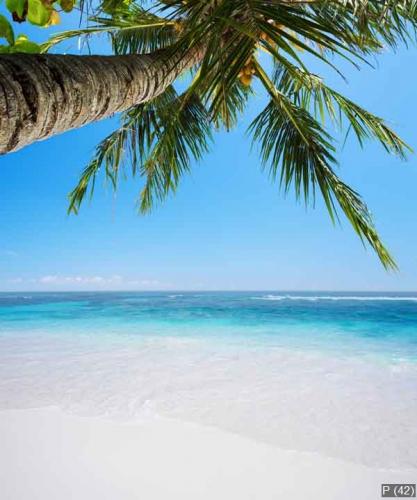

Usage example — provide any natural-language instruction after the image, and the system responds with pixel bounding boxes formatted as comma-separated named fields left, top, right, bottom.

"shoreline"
left=1, top=331, right=416, bottom=470
left=1, top=407, right=415, bottom=500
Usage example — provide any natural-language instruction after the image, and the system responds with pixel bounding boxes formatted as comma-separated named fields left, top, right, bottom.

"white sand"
left=0, top=408, right=415, bottom=500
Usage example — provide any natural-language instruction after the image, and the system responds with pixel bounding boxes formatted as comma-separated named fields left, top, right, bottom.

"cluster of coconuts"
left=238, top=24, right=284, bottom=86
left=238, top=59, right=256, bottom=86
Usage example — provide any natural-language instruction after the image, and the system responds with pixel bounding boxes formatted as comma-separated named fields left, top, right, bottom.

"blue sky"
left=1, top=16, right=417, bottom=291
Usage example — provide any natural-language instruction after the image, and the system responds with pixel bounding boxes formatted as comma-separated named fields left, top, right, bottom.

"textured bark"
left=0, top=47, right=202, bottom=154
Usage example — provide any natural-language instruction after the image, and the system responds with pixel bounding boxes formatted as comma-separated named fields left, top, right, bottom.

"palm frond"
left=43, top=3, right=176, bottom=52
left=310, top=0, right=417, bottom=51
left=249, top=65, right=397, bottom=269
left=273, top=63, right=411, bottom=157
left=138, top=89, right=212, bottom=212
left=68, top=86, right=212, bottom=215
left=96, top=3, right=178, bottom=53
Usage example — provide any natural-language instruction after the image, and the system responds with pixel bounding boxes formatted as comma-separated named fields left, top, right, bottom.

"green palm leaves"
left=50, top=0, right=416, bottom=268
left=68, top=87, right=212, bottom=214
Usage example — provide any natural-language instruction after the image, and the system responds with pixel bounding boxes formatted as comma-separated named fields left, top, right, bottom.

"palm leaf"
left=250, top=64, right=397, bottom=269
left=272, top=63, right=411, bottom=157
left=68, top=87, right=212, bottom=215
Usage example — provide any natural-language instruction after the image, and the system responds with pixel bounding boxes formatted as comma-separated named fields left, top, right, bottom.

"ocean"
left=1, top=291, right=416, bottom=469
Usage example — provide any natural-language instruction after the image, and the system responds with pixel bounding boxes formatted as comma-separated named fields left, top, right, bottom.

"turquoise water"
left=1, top=292, right=417, bottom=468
left=1, top=291, right=417, bottom=361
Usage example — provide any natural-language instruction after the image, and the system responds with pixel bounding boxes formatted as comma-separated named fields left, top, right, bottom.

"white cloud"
left=4, top=275, right=172, bottom=291
left=39, top=275, right=57, bottom=284
left=38, top=274, right=124, bottom=285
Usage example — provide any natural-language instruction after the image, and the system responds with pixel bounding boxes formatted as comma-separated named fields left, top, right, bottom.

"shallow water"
left=0, top=292, right=416, bottom=468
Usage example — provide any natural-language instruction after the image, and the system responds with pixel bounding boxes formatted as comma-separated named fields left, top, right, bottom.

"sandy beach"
left=1, top=407, right=415, bottom=500
left=1, top=293, right=416, bottom=499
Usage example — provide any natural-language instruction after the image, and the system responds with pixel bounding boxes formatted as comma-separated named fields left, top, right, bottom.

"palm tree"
left=0, top=46, right=203, bottom=153
left=1, top=0, right=416, bottom=268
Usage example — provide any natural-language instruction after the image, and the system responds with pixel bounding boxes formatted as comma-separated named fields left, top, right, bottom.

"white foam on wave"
left=0, top=332, right=416, bottom=470
left=252, top=294, right=417, bottom=302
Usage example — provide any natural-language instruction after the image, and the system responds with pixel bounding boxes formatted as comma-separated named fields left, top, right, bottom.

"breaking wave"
left=251, top=294, right=417, bottom=302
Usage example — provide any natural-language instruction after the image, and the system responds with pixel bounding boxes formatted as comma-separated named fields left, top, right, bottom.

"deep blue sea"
left=1, top=291, right=416, bottom=468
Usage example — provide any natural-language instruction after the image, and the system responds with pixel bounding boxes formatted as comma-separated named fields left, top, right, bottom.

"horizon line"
left=1, top=289, right=417, bottom=294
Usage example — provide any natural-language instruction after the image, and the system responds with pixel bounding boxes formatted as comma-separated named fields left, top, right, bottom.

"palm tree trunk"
left=0, top=47, right=201, bottom=154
